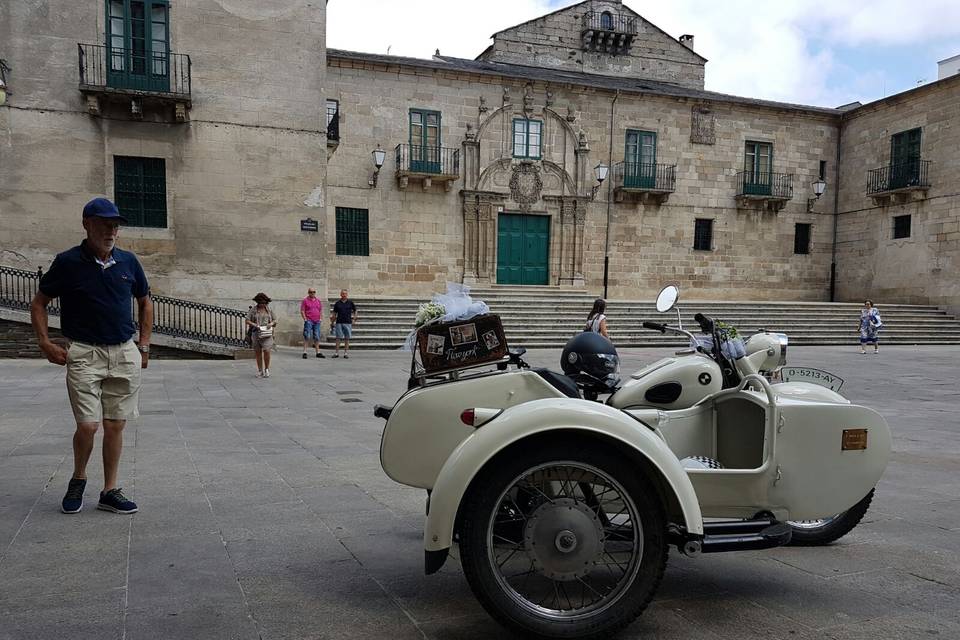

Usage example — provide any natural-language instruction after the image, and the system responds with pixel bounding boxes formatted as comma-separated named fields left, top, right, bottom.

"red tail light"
left=460, top=408, right=475, bottom=426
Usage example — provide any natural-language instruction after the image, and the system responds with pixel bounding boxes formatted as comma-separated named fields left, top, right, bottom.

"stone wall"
left=478, top=0, right=705, bottom=89
left=327, top=53, right=838, bottom=301
left=0, top=0, right=328, bottom=344
left=835, top=75, right=960, bottom=315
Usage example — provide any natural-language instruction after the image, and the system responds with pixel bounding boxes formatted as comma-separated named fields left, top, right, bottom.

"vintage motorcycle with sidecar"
left=374, top=285, right=891, bottom=640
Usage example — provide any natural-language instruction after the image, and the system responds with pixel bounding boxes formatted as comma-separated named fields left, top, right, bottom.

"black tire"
left=787, top=489, right=874, bottom=546
left=458, top=439, right=668, bottom=640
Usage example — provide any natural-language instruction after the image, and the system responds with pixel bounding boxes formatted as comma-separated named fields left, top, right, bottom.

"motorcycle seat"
left=533, top=368, right=581, bottom=399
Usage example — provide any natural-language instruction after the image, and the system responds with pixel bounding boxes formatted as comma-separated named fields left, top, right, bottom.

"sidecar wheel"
left=458, top=441, right=667, bottom=640
left=787, top=489, right=874, bottom=546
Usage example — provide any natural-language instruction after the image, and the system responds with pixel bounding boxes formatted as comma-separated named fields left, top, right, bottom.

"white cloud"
left=326, top=0, right=960, bottom=105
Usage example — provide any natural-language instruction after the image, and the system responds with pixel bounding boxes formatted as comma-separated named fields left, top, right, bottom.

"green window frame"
left=409, top=109, right=441, bottom=173
left=114, top=156, right=167, bottom=228
left=106, top=0, right=171, bottom=92
left=889, top=128, right=921, bottom=189
left=744, top=140, right=773, bottom=195
left=624, top=129, right=657, bottom=188
left=513, top=118, right=543, bottom=159
left=335, top=207, right=369, bottom=256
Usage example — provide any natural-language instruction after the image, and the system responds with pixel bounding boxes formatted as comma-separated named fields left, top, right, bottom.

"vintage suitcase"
left=416, top=313, right=508, bottom=373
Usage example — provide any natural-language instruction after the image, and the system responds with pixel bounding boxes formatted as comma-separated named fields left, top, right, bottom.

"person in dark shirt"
left=330, top=289, right=357, bottom=358
left=30, top=197, right=152, bottom=516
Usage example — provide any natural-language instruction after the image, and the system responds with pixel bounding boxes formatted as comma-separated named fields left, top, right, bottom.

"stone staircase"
left=327, top=286, right=960, bottom=349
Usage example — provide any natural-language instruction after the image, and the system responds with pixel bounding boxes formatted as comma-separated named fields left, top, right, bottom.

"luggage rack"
left=409, top=352, right=513, bottom=387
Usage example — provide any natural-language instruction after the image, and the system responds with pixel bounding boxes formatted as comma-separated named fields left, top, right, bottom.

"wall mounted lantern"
left=807, top=177, right=827, bottom=211
left=369, top=144, right=386, bottom=187
left=591, top=162, right=609, bottom=199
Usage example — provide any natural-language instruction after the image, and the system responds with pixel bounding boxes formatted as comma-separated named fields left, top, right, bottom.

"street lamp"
left=591, top=162, right=608, bottom=199
left=807, top=177, right=827, bottom=211
left=369, top=144, right=386, bottom=187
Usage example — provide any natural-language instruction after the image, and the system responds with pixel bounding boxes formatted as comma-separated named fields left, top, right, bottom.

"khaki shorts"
left=65, top=340, right=142, bottom=423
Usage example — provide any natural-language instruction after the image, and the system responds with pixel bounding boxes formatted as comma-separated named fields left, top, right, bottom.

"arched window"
left=600, top=11, right=613, bottom=30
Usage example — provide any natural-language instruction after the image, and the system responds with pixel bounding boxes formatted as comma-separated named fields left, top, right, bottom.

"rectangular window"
left=409, top=109, right=441, bottom=172
left=326, top=99, right=339, bottom=142
left=693, top=218, right=712, bottom=251
left=794, top=223, right=811, bottom=255
left=326, top=99, right=338, bottom=127
left=744, top=141, right=773, bottom=195
left=513, top=118, right=542, bottom=159
left=335, top=207, right=369, bottom=256
left=114, top=156, right=167, bottom=228
left=893, top=214, right=911, bottom=240
left=890, top=128, right=922, bottom=189
left=624, top=129, right=657, bottom=188
left=819, top=160, right=827, bottom=181
left=106, top=0, right=170, bottom=92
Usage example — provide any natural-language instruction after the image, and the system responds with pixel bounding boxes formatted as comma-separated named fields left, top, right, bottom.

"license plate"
left=779, top=367, right=844, bottom=391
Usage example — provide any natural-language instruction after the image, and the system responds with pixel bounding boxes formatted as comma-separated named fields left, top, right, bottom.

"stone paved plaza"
left=1, top=345, right=959, bottom=639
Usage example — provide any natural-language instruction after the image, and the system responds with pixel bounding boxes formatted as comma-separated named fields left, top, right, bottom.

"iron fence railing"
left=736, top=171, right=794, bottom=199
left=0, top=264, right=244, bottom=347
left=150, top=295, right=247, bottom=347
left=867, top=159, right=931, bottom=195
left=0, top=266, right=60, bottom=315
left=395, top=144, right=460, bottom=176
left=614, top=162, right=676, bottom=192
left=582, top=11, right=638, bottom=34
left=78, top=43, right=191, bottom=97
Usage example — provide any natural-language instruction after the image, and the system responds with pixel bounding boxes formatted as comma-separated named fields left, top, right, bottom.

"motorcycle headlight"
left=773, top=333, right=788, bottom=367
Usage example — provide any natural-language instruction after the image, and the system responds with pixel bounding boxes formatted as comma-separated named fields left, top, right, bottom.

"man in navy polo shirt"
left=30, top=197, right=153, bottom=515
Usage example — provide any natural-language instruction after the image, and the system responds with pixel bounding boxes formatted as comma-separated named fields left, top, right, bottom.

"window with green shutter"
left=106, top=0, right=171, bottom=92
left=335, top=207, right=369, bottom=256
left=114, top=156, right=167, bottom=228
left=512, top=118, right=543, bottom=159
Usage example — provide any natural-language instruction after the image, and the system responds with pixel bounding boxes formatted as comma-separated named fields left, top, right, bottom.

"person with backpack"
left=584, top=298, right=609, bottom=338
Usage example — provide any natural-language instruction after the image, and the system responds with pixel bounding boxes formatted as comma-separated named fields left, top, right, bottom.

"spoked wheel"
left=459, top=442, right=667, bottom=640
left=787, top=489, right=875, bottom=546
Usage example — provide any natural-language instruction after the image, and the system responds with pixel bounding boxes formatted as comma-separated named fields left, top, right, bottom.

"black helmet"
left=561, top=332, right=620, bottom=390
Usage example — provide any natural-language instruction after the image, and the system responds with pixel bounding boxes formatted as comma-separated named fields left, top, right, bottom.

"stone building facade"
left=0, top=0, right=328, bottom=320
left=2, top=0, right=958, bottom=325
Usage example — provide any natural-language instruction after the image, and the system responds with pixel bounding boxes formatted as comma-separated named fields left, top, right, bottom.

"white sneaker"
left=264, top=368, right=270, bottom=378
left=256, top=371, right=264, bottom=377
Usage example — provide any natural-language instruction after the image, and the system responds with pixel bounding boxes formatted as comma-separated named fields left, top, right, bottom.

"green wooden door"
left=497, top=213, right=549, bottom=285
left=889, top=128, right=921, bottom=189
left=744, top=141, right=773, bottom=195
left=409, top=110, right=441, bottom=173
left=106, top=0, right=170, bottom=92
left=625, top=130, right=656, bottom=188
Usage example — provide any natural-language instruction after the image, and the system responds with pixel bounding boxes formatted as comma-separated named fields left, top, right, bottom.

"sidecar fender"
left=424, top=398, right=703, bottom=556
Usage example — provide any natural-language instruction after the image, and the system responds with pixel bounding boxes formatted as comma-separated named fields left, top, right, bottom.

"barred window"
left=794, top=223, right=811, bottom=255
left=336, top=207, right=369, bottom=256
left=893, top=214, right=911, bottom=240
left=693, top=218, right=712, bottom=251
left=114, top=156, right=167, bottom=228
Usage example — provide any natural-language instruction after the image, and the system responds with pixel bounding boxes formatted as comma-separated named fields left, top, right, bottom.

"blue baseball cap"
left=82, top=197, right=127, bottom=223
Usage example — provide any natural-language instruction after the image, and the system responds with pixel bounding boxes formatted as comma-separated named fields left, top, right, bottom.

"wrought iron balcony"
left=581, top=11, right=637, bottom=54
left=395, top=144, right=460, bottom=191
left=735, top=171, right=793, bottom=211
left=867, top=159, right=930, bottom=202
left=613, top=162, right=676, bottom=203
left=78, top=43, right=191, bottom=120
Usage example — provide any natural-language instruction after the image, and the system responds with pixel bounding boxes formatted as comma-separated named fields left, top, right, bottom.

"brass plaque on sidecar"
left=842, top=429, right=868, bottom=450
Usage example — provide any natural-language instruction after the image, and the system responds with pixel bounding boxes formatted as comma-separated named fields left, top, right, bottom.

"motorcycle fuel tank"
left=608, top=353, right=722, bottom=410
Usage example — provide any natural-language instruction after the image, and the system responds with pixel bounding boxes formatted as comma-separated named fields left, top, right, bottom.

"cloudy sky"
left=327, top=0, right=960, bottom=108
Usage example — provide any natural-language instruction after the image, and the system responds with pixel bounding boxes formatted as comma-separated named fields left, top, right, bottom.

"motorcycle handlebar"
left=642, top=321, right=667, bottom=333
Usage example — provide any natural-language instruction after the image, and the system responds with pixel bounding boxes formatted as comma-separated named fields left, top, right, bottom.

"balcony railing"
left=0, top=264, right=245, bottom=348
left=736, top=171, right=794, bottom=199
left=582, top=11, right=638, bottom=34
left=867, top=159, right=931, bottom=195
left=78, top=43, right=191, bottom=97
left=614, top=162, right=676, bottom=192
left=395, top=144, right=460, bottom=177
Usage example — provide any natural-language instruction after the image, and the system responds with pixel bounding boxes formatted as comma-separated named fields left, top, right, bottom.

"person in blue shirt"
left=30, top=197, right=153, bottom=515
left=329, top=289, right=358, bottom=358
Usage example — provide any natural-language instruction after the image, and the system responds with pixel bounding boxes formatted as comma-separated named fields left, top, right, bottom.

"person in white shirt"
left=584, top=298, right=609, bottom=338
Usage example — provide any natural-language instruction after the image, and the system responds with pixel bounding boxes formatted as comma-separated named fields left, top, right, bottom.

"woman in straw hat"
left=246, top=292, right=277, bottom=377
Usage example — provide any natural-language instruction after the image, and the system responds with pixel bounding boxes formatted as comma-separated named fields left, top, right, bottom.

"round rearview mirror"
left=655, top=285, right=679, bottom=313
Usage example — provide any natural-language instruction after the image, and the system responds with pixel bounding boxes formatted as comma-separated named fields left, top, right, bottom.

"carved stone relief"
left=509, top=163, right=544, bottom=210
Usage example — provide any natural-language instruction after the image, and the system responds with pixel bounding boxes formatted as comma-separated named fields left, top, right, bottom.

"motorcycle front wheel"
left=787, top=489, right=875, bottom=546
left=458, top=440, right=667, bottom=640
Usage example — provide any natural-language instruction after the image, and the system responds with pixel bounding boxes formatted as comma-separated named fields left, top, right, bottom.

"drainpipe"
left=603, top=89, right=620, bottom=299
left=830, top=117, right=842, bottom=302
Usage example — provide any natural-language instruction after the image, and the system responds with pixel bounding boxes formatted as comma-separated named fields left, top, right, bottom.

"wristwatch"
left=137, top=344, right=150, bottom=354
